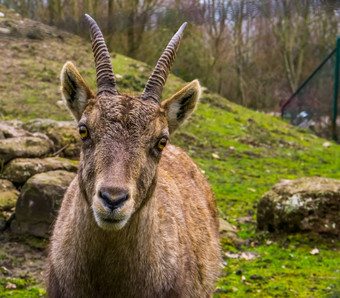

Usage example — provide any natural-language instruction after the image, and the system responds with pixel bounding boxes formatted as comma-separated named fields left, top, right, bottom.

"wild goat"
left=46, top=15, right=221, bottom=297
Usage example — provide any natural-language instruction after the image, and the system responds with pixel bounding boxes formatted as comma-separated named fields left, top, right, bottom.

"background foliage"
left=1, top=0, right=340, bottom=111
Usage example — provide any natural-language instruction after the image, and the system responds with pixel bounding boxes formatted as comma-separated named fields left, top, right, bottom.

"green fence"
left=281, top=37, right=340, bottom=141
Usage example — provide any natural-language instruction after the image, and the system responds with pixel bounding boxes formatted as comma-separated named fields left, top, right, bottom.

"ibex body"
left=46, top=15, right=221, bottom=298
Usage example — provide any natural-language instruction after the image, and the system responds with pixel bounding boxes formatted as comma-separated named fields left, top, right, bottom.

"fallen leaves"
left=1, top=266, right=10, bottom=275
left=5, top=282, right=17, bottom=289
left=310, top=248, right=320, bottom=255
left=225, top=251, right=259, bottom=260
left=212, top=153, right=220, bottom=159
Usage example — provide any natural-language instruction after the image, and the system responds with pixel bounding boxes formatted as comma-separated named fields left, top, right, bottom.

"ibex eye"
left=157, top=138, right=167, bottom=150
left=79, top=125, right=89, bottom=140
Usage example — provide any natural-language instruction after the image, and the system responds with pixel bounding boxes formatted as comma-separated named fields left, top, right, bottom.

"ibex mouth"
left=92, top=204, right=133, bottom=230
left=101, top=217, right=124, bottom=224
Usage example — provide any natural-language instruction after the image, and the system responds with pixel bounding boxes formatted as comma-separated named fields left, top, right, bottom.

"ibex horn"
left=141, top=22, right=187, bottom=103
left=85, top=14, right=118, bottom=96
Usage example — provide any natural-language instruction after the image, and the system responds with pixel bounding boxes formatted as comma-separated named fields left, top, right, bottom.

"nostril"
left=99, top=189, right=112, bottom=201
left=99, top=188, right=129, bottom=210
left=115, top=193, right=129, bottom=205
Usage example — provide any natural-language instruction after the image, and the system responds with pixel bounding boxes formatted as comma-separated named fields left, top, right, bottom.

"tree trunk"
left=48, top=0, right=56, bottom=25
left=108, top=0, right=114, bottom=34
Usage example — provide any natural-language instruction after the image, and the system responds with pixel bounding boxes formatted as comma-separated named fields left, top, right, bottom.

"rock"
left=219, top=218, right=244, bottom=246
left=0, top=120, right=29, bottom=138
left=257, top=177, right=340, bottom=236
left=219, top=218, right=238, bottom=233
left=237, top=216, right=255, bottom=224
left=214, top=288, right=228, bottom=294
left=250, top=275, right=263, bottom=280
left=11, top=170, right=76, bottom=238
left=2, top=157, right=78, bottom=184
left=0, top=136, right=53, bottom=164
left=63, top=143, right=80, bottom=158
left=0, top=179, right=19, bottom=211
left=23, top=119, right=80, bottom=158
left=0, top=27, right=10, bottom=34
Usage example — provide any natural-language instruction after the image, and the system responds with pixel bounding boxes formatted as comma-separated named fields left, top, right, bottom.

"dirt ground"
left=0, top=231, right=47, bottom=287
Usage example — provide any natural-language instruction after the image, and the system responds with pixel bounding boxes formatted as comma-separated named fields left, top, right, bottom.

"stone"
left=23, top=119, right=80, bottom=158
left=0, top=120, right=29, bottom=138
left=0, top=136, right=53, bottom=164
left=219, top=218, right=244, bottom=246
left=0, top=179, right=19, bottom=211
left=257, top=177, right=340, bottom=236
left=63, top=143, right=80, bottom=158
left=11, top=170, right=76, bottom=238
left=0, top=27, right=10, bottom=34
left=2, top=157, right=78, bottom=184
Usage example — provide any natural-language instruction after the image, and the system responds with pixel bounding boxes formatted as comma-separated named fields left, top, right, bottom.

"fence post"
left=332, top=36, right=340, bottom=141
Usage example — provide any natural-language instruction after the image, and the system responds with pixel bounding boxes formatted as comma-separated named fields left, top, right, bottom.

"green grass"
left=172, top=92, right=340, bottom=221
left=0, top=278, right=45, bottom=297
left=1, top=6, right=339, bottom=296
left=215, top=233, right=340, bottom=297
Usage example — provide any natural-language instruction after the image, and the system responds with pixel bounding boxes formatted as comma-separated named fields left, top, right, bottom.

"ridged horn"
left=141, top=22, right=187, bottom=103
left=85, top=14, right=118, bottom=96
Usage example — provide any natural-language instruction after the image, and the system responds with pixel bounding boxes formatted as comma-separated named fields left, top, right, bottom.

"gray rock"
left=0, top=27, right=11, bottom=34
left=23, top=119, right=80, bottom=158
left=219, top=218, right=244, bottom=246
left=0, top=179, right=19, bottom=211
left=11, top=170, right=76, bottom=238
left=0, top=120, right=29, bottom=138
left=2, top=157, right=78, bottom=184
left=0, top=136, right=53, bottom=164
left=257, top=177, right=340, bottom=236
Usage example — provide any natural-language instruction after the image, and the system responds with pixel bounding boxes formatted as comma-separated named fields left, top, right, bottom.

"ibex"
left=46, top=15, right=221, bottom=297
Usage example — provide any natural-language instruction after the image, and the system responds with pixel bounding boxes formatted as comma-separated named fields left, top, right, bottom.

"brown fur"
left=46, top=62, right=221, bottom=297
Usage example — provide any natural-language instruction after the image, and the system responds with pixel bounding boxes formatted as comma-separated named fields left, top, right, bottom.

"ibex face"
left=60, top=15, right=200, bottom=230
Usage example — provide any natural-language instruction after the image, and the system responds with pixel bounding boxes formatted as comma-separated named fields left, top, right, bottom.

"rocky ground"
left=0, top=119, right=78, bottom=295
left=0, top=234, right=47, bottom=286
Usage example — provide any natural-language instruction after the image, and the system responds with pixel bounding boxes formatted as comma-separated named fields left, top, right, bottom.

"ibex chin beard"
left=91, top=185, right=135, bottom=230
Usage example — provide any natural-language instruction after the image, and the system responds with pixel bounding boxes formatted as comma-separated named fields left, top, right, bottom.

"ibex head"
left=60, top=15, right=201, bottom=230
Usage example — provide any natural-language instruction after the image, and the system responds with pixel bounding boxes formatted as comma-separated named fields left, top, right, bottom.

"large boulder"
left=257, top=177, right=340, bottom=236
left=2, top=157, right=78, bottom=184
left=0, top=136, right=53, bottom=164
left=11, top=170, right=76, bottom=238
left=0, top=179, right=19, bottom=211
left=23, top=119, right=80, bottom=158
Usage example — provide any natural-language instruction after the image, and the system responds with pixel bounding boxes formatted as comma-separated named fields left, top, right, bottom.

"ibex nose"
left=99, top=188, right=129, bottom=211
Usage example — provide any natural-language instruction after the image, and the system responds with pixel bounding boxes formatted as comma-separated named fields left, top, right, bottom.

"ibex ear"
left=161, top=80, right=201, bottom=134
left=60, top=61, right=95, bottom=121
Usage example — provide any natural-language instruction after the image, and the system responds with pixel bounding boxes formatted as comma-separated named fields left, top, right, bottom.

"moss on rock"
left=11, top=170, right=76, bottom=238
left=0, top=136, right=53, bottom=164
left=2, top=157, right=78, bottom=184
left=0, top=179, right=19, bottom=210
left=257, top=177, right=340, bottom=235
left=23, top=119, right=80, bottom=158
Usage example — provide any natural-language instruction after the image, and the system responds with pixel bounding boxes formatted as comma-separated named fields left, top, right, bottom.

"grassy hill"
left=0, top=6, right=339, bottom=297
